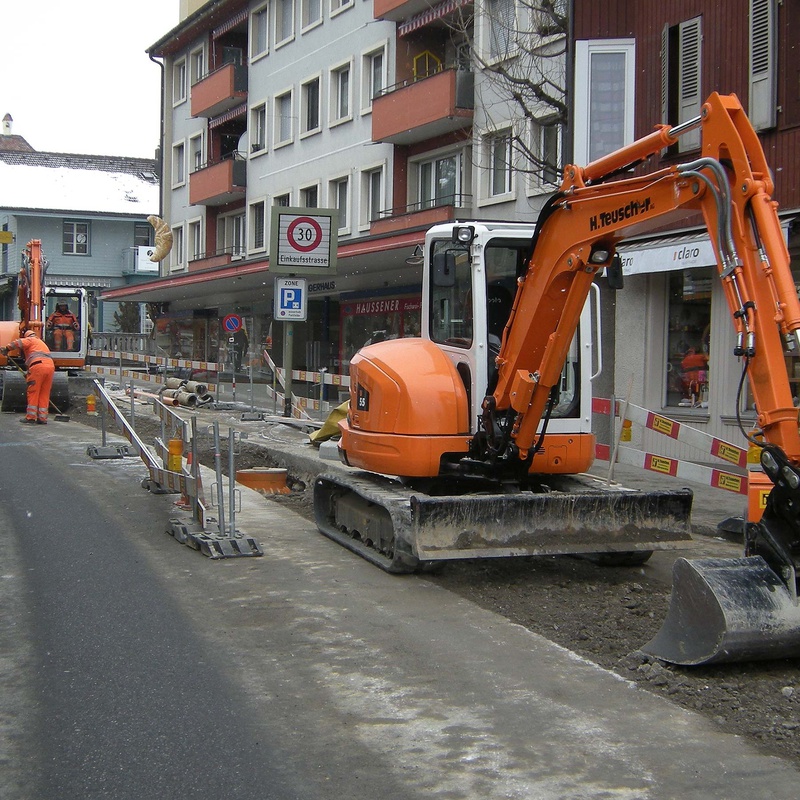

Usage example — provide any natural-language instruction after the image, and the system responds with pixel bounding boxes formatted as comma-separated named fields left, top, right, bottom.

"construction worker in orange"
left=0, top=330, right=55, bottom=424
left=46, top=301, right=79, bottom=351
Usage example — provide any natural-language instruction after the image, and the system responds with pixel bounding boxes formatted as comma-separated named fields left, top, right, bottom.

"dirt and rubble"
left=84, top=404, right=800, bottom=765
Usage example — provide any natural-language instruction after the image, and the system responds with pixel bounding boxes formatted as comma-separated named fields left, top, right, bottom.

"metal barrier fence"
left=87, top=379, right=262, bottom=558
left=89, top=342, right=350, bottom=419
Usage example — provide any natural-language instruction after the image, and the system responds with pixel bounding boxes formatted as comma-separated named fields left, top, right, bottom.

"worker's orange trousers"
left=26, top=360, right=55, bottom=423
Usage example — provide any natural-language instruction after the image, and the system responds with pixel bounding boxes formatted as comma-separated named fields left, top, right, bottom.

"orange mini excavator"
left=315, top=93, right=800, bottom=664
left=0, top=239, right=88, bottom=411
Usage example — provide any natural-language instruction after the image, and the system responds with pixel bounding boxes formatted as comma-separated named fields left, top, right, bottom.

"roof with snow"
left=0, top=150, right=160, bottom=217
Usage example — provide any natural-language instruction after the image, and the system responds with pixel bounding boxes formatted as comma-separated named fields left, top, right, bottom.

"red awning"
left=398, top=0, right=471, bottom=37
left=208, top=103, right=248, bottom=128
left=212, top=8, right=249, bottom=38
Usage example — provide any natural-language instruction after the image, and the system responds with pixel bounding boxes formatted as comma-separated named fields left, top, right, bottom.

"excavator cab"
left=426, top=222, right=592, bottom=474
left=44, top=289, right=88, bottom=367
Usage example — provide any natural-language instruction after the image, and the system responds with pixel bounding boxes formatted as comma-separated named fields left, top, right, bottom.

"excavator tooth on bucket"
left=643, top=556, right=800, bottom=665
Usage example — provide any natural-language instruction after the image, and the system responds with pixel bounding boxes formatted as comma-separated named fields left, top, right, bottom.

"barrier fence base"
left=167, top=518, right=263, bottom=559
left=86, top=444, right=131, bottom=459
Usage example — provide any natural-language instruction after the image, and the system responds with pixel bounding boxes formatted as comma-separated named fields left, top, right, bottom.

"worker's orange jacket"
left=47, top=310, right=79, bottom=330
left=8, top=334, right=54, bottom=367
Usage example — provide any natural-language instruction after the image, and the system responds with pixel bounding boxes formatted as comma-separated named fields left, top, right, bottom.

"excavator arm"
left=483, top=93, right=800, bottom=475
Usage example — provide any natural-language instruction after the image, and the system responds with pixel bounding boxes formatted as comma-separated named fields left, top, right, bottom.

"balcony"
left=370, top=196, right=471, bottom=236
left=191, top=63, right=248, bottom=119
left=189, top=158, right=247, bottom=206
left=372, top=69, right=473, bottom=145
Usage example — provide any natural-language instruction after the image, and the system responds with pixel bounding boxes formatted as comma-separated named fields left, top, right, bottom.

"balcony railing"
left=372, top=68, right=474, bottom=145
left=370, top=194, right=472, bottom=235
left=191, top=63, right=248, bottom=119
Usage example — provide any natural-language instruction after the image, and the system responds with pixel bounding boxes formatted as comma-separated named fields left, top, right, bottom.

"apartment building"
left=103, top=0, right=565, bottom=370
left=573, top=0, right=800, bottom=462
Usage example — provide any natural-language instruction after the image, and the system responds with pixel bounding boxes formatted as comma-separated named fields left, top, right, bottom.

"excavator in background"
left=315, top=93, right=800, bottom=665
left=0, top=239, right=89, bottom=411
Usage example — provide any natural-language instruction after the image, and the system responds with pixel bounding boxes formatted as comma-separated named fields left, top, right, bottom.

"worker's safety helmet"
left=24, top=330, right=36, bottom=337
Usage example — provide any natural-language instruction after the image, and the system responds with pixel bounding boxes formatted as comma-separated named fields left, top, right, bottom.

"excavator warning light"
left=452, top=225, right=475, bottom=244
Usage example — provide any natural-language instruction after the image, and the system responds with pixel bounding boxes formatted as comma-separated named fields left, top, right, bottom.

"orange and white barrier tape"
left=593, top=397, right=749, bottom=495
left=595, top=442, right=748, bottom=495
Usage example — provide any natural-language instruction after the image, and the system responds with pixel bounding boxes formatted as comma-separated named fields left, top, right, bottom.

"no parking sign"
left=221, top=313, right=243, bottom=333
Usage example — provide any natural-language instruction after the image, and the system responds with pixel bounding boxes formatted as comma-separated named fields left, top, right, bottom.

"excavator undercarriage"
left=315, top=471, right=694, bottom=574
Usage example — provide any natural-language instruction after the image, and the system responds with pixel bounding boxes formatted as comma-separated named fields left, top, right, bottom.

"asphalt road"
left=0, top=415, right=367, bottom=800
left=3, top=411, right=800, bottom=800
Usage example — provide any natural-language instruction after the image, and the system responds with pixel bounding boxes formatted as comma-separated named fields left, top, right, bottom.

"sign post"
left=275, top=277, right=307, bottom=416
left=270, top=208, right=337, bottom=417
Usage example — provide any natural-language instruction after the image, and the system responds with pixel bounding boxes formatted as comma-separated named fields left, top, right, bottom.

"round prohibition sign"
left=286, top=216, right=323, bottom=252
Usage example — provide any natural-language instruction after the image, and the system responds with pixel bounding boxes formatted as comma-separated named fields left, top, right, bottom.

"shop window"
left=666, top=268, right=711, bottom=408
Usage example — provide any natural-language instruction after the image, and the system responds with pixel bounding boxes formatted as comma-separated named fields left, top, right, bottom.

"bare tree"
left=451, top=0, right=568, bottom=184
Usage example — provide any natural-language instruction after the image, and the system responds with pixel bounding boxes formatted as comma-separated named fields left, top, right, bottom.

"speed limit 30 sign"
left=270, top=207, right=338, bottom=275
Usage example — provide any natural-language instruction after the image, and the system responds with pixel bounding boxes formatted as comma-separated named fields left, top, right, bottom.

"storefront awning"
left=618, top=232, right=715, bottom=276
left=618, top=219, right=793, bottom=276
left=398, top=0, right=471, bottom=37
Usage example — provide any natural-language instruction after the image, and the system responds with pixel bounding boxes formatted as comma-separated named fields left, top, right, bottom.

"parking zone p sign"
left=270, top=207, right=337, bottom=275
left=276, top=277, right=307, bottom=321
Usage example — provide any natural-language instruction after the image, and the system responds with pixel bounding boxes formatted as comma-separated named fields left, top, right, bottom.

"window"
left=749, top=0, right=777, bottom=131
left=274, top=90, right=293, bottom=146
left=329, top=176, right=349, bottom=231
left=361, top=46, right=385, bottom=111
left=251, top=4, right=269, bottom=58
left=171, top=225, right=185, bottom=270
left=531, top=120, right=561, bottom=189
left=302, top=0, right=321, bottom=29
left=63, top=221, right=90, bottom=255
left=573, top=39, right=635, bottom=164
left=172, top=142, right=186, bottom=186
left=218, top=212, right=246, bottom=257
left=173, top=58, right=187, bottom=104
left=188, top=220, right=203, bottom=261
left=301, top=77, right=321, bottom=135
left=418, top=154, right=460, bottom=209
left=485, top=130, right=512, bottom=197
left=661, top=17, right=702, bottom=151
left=276, top=0, right=295, bottom=45
left=134, top=222, right=152, bottom=247
left=251, top=103, right=267, bottom=153
left=361, top=167, right=383, bottom=226
left=666, top=269, right=712, bottom=408
left=301, top=185, right=319, bottom=208
left=249, top=200, right=267, bottom=250
left=274, top=193, right=291, bottom=207
left=330, top=62, right=351, bottom=123
left=330, top=0, right=353, bottom=16
left=190, top=48, right=205, bottom=85
left=486, top=0, right=515, bottom=61
left=189, top=134, right=203, bottom=172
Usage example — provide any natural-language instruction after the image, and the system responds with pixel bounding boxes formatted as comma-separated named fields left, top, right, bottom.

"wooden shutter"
left=678, top=17, right=702, bottom=151
left=749, top=0, right=777, bottom=131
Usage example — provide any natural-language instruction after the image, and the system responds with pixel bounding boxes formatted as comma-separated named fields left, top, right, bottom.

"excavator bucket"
left=644, top=556, right=800, bottom=665
left=646, top=448, right=800, bottom=665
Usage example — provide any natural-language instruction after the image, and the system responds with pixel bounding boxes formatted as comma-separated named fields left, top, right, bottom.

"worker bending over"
left=0, top=329, right=55, bottom=424
left=46, top=302, right=79, bottom=351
